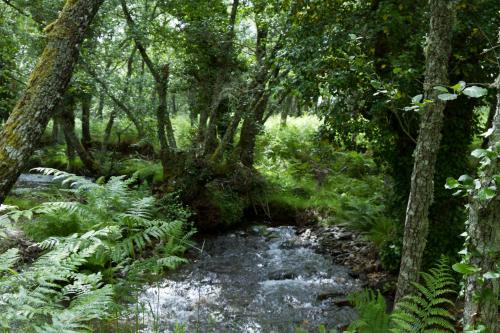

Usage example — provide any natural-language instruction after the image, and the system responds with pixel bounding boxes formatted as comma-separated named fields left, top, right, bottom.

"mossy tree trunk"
left=0, top=0, right=103, bottom=204
left=238, top=18, right=270, bottom=167
left=463, top=78, right=500, bottom=332
left=395, top=0, right=454, bottom=302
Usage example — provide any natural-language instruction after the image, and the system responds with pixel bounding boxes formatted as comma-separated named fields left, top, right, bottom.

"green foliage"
left=0, top=169, right=194, bottom=331
left=391, top=256, right=457, bottom=333
left=0, top=232, right=114, bottom=332
left=345, top=290, right=391, bottom=333
left=341, top=258, right=457, bottom=333
left=206, top=184, right=246, bottom=226
left=257, top=116, right=395, bottom=251
left=118, top=158, right=163, bottom=184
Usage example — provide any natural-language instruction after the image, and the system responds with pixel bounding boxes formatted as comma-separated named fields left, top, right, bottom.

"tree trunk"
left=81, top=93, right=92, bottom=148
left=121, top=0, right=176, bottom=175
left=51, top=117, right=63, bottom=144
left=0, top=0, right=103, bottom=204
left=202, top=0, right=240, bottom=156
left=463, top=78, right=500, bottom=332
left=60, top=95, right=97, bottom=174
left=101, top=108, right=117, bottom=156
left=61, top=100, right=77, bottom=171
left=96, top=89, right=105, bottom=120
left=156, top=65, right=174, bottom=174
left=238, top=18, right=270, bottom=167
left=85, top=66, right=144, bottom=136
left=239, top=91, right=269, bottom=167
left=211, top=107, right=243, bottom=161
left=395, top=0, right=454, bottom=302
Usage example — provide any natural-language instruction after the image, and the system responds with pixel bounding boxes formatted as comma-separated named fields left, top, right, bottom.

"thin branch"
left=392, top=108, right=417, bottom=144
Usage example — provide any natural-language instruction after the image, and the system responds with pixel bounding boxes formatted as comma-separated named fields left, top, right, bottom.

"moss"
left=26, top=47, right=56, bottom=86
left=208, top=186, right=246, bottom=226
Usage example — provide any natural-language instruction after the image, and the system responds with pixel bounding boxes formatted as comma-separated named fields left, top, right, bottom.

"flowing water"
left=11, top=174, right=362, bottom=332
left=137, top=226, right=361, bottom=333
left=13, top=173, right=56, bottom=191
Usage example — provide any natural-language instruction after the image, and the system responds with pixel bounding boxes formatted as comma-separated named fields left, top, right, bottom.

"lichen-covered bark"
left=0, top=0, right=103, bottom=203
left=463, top=80, right=500, bottom=332
left=395, top=0, right=454, bottom=302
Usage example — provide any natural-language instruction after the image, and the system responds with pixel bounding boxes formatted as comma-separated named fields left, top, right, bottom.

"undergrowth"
left=256, top=115, right=396, bottom=251
left=0, top=169, right=194, bottom=332
left=299, top=257, right=457, bottom=333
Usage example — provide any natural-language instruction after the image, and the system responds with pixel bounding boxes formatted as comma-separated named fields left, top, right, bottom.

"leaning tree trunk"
left=0, top=0, right=103, bottom=203
left=239, top=92, right=269, bottom=167
left=463, top=77, right=500, bottom=332
left=395, top=0, right=454, bottom=302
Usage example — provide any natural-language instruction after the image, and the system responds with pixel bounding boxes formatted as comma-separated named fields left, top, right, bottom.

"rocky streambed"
left=135, top=225, right=374, bottom=333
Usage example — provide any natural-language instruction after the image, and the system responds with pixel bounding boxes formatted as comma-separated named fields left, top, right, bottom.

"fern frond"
left=391, top=256, right=457, bottom=333
left=0, top=248, right=20, bottom=273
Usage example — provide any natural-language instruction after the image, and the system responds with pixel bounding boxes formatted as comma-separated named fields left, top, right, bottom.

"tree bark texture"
left=0, top=0, right=103, bottom=204
left=395, top=0, right=454, bottom=302
left=463, top=79, right=500, bottom=332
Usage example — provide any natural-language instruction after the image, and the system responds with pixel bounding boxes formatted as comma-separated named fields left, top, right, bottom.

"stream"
left=11, top=174, right=363, bottom=332
left=136, top=226, right=361, bottom=333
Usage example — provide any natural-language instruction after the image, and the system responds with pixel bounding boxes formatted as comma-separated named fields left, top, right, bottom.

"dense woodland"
left=0, top=0, right=499, bottom=332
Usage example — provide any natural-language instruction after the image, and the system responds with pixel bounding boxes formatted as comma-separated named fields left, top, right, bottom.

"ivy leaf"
left=370, top=80, right=382, bottom=89
left=445, top=177, right=460, bottom=189
left=478, top=187, right=496, bottom=201
left=471, top=149, right=487, bottom=159
left=433, top=86, right=448, bottom=93
left=404, top=105, right=420, bottom=112
left=480, top=127, right=494, bottom=138
left=438, top=93, right=457, bottom=101
left=452, top=263, right=480, bottom=274
left=463, top=86, right=488, bottom=98
left=451, top=81, right=466, bottom=92
left=483, top=271, right=500, bottom=279
left=458, top=174, right=474, bottom=186
left=412, top=94, right=423, bottom=103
